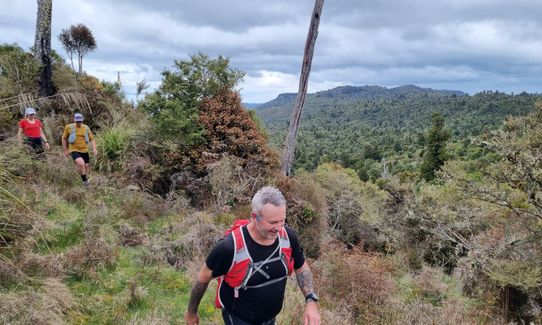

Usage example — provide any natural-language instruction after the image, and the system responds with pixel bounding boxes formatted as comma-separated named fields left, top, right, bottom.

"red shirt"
left=19, top=119, right=43, bottom=138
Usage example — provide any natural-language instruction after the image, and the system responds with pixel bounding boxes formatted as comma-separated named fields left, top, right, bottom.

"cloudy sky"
left=1, top=0, right=541, bottom=103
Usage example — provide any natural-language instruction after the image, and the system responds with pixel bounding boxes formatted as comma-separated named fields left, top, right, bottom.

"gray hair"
left=251, top=186, right=286, bottom=214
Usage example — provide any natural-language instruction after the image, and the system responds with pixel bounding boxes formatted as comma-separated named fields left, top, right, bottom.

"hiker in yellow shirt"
left=61, top=113, right=97, bottom=187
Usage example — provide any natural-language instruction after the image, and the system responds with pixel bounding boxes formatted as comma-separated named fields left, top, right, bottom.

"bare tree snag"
left=34, top=0, right=55, bottom=96
left=281, top=0, right=324, bottom=176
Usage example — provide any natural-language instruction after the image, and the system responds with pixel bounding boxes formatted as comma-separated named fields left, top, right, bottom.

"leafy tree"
left=0, top=44, right=40, bottom=97
left=442, top=103, right=542, bottom=321
left=58, top=29, right=75, bottom=71
left=139, top=53, right=244, bottom=148
left=420, top=112, right=450, bottom=181
left=58, top=24, right=96, bottom=74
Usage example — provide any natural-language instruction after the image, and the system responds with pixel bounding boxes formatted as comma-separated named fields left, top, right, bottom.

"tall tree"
left=139, top=53, right=244, bottom=147
left=34, top=0, right=54, bottom=96
left=58, top=28, right=75, bottom=71
left=281, top=0, right=324, bottom=176
left=420, top=112, right=450, bottom=181
left=58, top=24, right=96, bottom=74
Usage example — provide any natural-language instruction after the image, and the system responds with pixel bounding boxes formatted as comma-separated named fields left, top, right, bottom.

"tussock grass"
left=95, top=120, right=137, bottom=173
left=118, top=223, right=149, bottom=247
left=149, top=211, right=221, bottom=270
left=63, top=237, right=117, bottom=279
left=36, top=152, right=80, bottom=191
left=0, top=278, right=80, bottom=324
left=112, top=189, right=167, bottom=224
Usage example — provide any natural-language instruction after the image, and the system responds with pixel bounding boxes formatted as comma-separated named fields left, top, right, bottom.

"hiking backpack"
left=68, top=123, right=90, bottom=144
left=214, top=219, right=294, bottom=308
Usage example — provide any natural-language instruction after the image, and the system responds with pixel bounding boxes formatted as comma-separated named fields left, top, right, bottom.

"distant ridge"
left=254, top=84, right=540, bottom=176
left=242, top=103, right=262, bottom=109
left=257, top=85, right=466, bottom=109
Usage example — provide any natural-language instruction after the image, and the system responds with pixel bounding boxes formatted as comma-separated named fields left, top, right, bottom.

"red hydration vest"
left=214, top=219, right=294, bottom=309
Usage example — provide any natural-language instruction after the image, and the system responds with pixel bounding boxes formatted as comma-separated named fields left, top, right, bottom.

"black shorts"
left=222, top=309, right=275, bottom=325
left=24, top=137, right=44, bottom=154
left=71, top=151, right=90, bottom=164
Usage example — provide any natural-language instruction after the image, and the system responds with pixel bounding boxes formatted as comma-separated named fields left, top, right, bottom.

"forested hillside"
left=1, top=42, right=541, bottom=324
left=256, top=85, right=541, bottom=180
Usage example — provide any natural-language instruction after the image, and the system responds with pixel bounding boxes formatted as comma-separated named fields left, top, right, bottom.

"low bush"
left=150, top=212, right=221, bottom=270
left=313, top=243, right=397, bottom=324
left=278, top=173, right=326, bottom=258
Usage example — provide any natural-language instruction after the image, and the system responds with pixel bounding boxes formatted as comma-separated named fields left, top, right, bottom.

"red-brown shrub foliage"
left=160, top=90, right=279, bottom=207
left=314, top=243, right=397, bottom=323
left=199, top=91, right=278, bottom=171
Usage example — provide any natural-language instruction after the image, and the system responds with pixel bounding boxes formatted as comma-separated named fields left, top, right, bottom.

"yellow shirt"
left=62, top=123, right=94, bottom=153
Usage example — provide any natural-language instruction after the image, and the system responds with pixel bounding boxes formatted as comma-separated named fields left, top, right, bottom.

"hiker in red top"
left=185, top=186, right=321, bottom=325
left=17, top=107, right=50, bottom=155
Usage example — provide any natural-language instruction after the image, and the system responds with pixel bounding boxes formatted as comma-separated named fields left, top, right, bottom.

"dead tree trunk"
left=281, top=0, right=324, bottom=176
left=34, top=0, right=55, bottom=97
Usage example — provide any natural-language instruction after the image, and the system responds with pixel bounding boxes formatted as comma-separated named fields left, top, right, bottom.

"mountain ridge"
left=256, top=84, right=466, bottom=109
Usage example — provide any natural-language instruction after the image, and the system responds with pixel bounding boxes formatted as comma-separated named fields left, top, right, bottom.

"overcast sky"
left=1, top=0, right=541, bottom=103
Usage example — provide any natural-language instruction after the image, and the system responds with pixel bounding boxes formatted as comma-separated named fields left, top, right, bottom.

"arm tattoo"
left=296, top=269, right=316, bottom=296
left=187, top=280, right=210, bottom=314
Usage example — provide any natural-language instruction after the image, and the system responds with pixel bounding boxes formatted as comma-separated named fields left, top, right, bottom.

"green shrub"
left=95, top=120, right=136, bottom=172
left=313, top=163, right=388, bottom=249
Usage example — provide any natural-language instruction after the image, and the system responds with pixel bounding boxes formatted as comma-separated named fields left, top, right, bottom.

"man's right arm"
left=185, top=264, right=214, bottom=325
left=61, top=137, right=68, bottom=155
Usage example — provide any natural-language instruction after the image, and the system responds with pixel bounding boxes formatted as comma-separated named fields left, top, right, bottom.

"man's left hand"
left=93, top=148, right=98, bottom=155
left=303, top=300, right=320, bottom=325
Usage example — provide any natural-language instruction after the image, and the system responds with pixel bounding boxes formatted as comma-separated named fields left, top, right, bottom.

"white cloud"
left=242, top=71, right=299, bottom=103
left=2, top=0, right=541, bottom=103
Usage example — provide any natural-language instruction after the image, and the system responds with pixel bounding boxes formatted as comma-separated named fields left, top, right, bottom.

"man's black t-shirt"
left=206, top=225, right=305, bottom=324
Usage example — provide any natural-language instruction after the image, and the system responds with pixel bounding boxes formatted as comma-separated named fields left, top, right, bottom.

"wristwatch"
left=305, top=292, right=319, bottom=303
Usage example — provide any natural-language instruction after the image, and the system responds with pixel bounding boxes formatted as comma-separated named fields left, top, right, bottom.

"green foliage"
left=101, top=80, right=124, bottom=98
left=420, top=113, right=450, bottom=181
left=142, top=93, right=205, bottom=147
left=256, top=87, right=540, bottom=180
left=313, top=163, right=388, bottom=248
left=139, top=53, right=244, bottom=148
left=0, top=44, right=40, bottom=97
left=65, top=247, right=215, bottom=324
left=95, top=120, right=136, bottom=172
left=488, top=260, right=541, bottom=290
left=435, top=102, right=542, bottom=321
